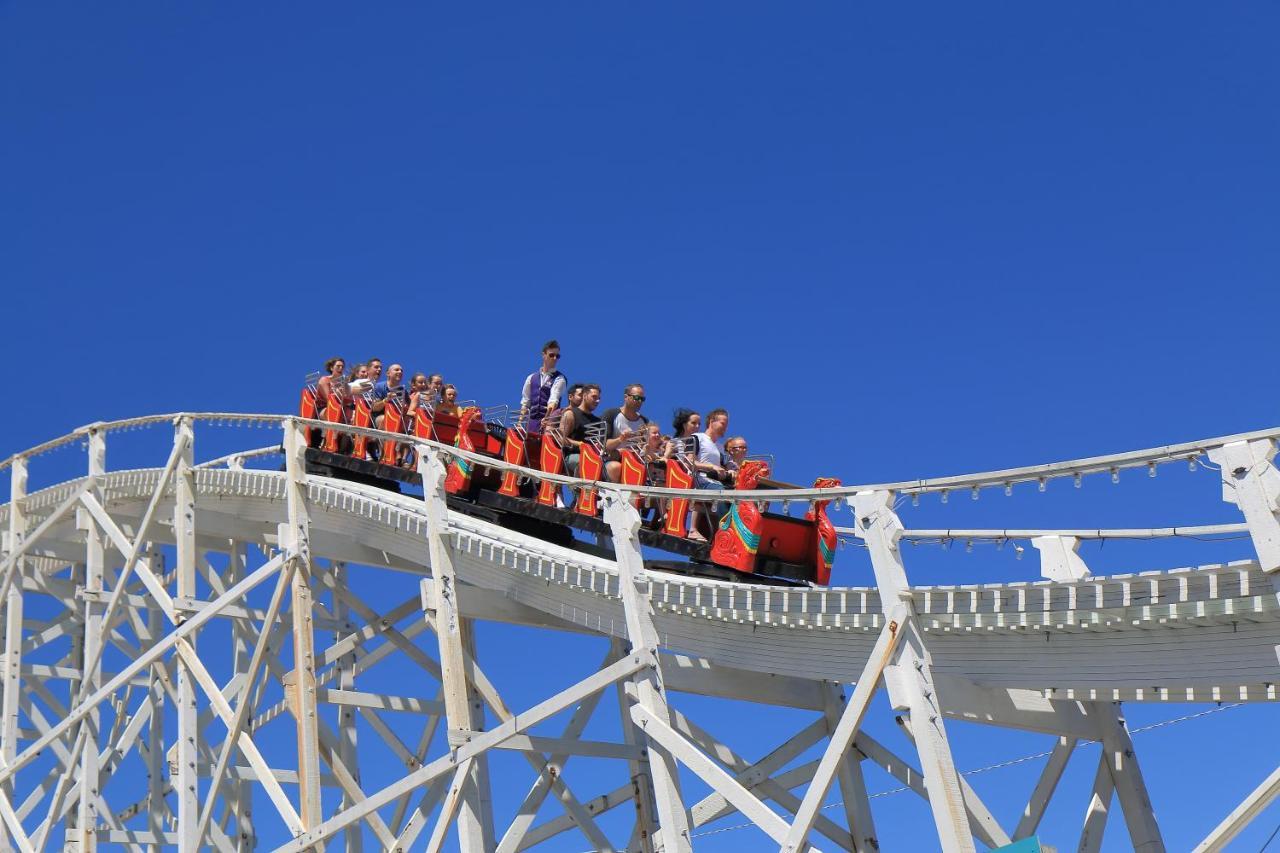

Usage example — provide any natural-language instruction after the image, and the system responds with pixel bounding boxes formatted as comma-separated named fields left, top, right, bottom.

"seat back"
left=662, top=455, right=696, bottom=538
left=499, top=425, right=527, bottom=497
left=381, top=395, right=408, bottom=462
left=444, top=407, right=484, bottom=495
left=618, top=447, right=647, bottom=507
left=805, top=477, right=842, bottom=586
left=537, top=430, right=564, bottom=506
left=299, top=385, right=317, bottom=445
left=573, top=421, right=607, bottom=516
left=351, top=396, right=373, bottom=459
left=322, top=383, right=348, bottom=453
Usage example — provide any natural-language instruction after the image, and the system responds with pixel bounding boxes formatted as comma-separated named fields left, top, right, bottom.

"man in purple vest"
left=519, top=339, right=567, bottom=433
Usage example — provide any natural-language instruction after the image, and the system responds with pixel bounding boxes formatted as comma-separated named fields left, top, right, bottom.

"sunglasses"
left=728, top=446, right=747, bottom=452
left=628, top=394, right=645, bottom=402
left=547, top=353, right=560, bottom=359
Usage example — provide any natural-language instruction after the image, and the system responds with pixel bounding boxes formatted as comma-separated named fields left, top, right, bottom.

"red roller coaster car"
left=299, top=376, right=840, bottom=586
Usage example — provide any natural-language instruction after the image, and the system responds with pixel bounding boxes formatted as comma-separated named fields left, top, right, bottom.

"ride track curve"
left=0, top=413, right=1276, bottom=851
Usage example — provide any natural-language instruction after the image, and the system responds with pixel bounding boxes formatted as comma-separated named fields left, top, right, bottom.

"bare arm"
left=558, top=408, right=578, bottom=449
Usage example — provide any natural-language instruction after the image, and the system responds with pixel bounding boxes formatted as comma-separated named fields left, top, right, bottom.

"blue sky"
left=3, top=3, right=1279, bottom=849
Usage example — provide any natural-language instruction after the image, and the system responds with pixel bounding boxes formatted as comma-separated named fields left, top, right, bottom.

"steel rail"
left=848, top=523, right=1252, bottom=542
left=246, top=415, right=1280, bottom=504
left=4, top=412, right=1280, bottom=505
left=0, top=413, right=285, bottom=472
left=193, top=445, right=283, bottom=470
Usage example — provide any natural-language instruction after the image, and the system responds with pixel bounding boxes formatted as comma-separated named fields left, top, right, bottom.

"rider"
left=692, top=408, right=731, bottom=490
left=371, top=363, right=408, bottom=431
left=601, top=383, right=650, bottom=482
left=557, top=383, right=602, bottom=477
left=519, top=340, right=567, bottom=433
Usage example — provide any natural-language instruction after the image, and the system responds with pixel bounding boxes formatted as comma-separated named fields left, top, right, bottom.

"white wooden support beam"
left=851, top=490, right=975, bottom=853
left=630, top=704, right=791, bottom=845
left=614, top=640, right=659, bottom=853
left=144, top=547, right=166, bottom=853
left=282, top=421, right=324, bottom=833
left=894, top=715, right=1012, bottom=849
left=193, top=556, right=300, bottom=849
left=1032, top=535, right=1091, bottom=582
left=1090, top=703, right=1164, bottom=852
left=0, top=553, right=288, bottom=812
left=514, top=782, right=637, bottom=851
left=1079, top=751, right=1114, bottom=853
left=0, top=458, right=26, bottom=853
left=76, top=427, right=107, bottom=850
left=661, top=654, right=827, bottom=710
left=669, top=709, right=853, bottom=851
left=1208, top=438, right=1280, bottom=576
left=461, top=616, right=496, bottom=849
left=689, top=717, right=828, bottom=827
left=227, top=542, right=255, bottom=851
left=175, top=641, right=305, bottom=837
left=173, top=417, right=199, bottom=852
left=1193, top=763, right=1280, bottom=852
left=1014, top=736, right=1076, bottom=839
left=496, top=648, right=617, bottom=853
left=329, top=562, right=361, bottom=853
left=425, top=756, right=475, bottom=853
left=0, top=484, right=91, bottom=605
left=821, top=684, right=877, bottom=853
left=274, top=650, right=651, bottom=853
left=602, top=489, right=693, bottom=853
left=932, top=675, right=1098, bottom=741
left=390, top=775, right=450, bottom=853
left=782, top=607, right=905, bottom=852
left=418, top=449, right=494, bottom=852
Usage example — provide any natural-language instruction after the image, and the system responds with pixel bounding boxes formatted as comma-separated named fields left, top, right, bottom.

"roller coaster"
left=0, top=411, right=1277, bottom=850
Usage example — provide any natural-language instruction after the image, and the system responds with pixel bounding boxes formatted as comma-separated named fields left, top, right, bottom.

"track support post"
left=602, top=488, right=693, bottom=853
left=283, top=420, right=324, bottom=834
left=1032, top=535, right=1091, bottom=582
left=1208, top=438, right=1280, bottom=580
left=73, top=428, right=108, bottom=850
left=820, top=684, right=878, bottom=852
left=0, top=458, right=27, bottom=853
left=1090, top=703, right=1164, bottom=852
left=852, top=489, right=975, bottom=853
left=173, top=417, right=199, bottom=851
left=228, top=541, right=257, bottom=851
left=330, top=560, right=361, bottom=853
left=419, top=448, right=496, bottom=852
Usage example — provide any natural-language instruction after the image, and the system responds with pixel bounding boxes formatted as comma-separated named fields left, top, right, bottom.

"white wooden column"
left=852, top=489, right=975, bottom=853
left=282, top=421, right=323, bottom=832
left=1209, top=439, right=1280, bottom=582
left=418, top=449, right=495, bottom=852
left=1090, top=703, right=1164, bottom=852
left=75, top=428, right=107, bottom=850
left=602, top=489, right=693, bottom=853
left=145, top=546, right=167, bottom=853
left=0, top=458, right=27, bottom=853
left=1014, top=736, right=1076, bottom=840
left=330, top=560, right=361, bottom=853
left=821, top=684, right=877, bottom=852
left=228, top=541, right=256, bottom=851
left=613, top=638, right=659, bottom=853
left=1078, top=751, right=1114, bottom=853
left=173, top=417, right=199, bottom=851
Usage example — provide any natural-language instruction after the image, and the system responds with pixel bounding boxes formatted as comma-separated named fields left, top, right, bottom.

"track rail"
left=5, top=411, right=1280, bottom=501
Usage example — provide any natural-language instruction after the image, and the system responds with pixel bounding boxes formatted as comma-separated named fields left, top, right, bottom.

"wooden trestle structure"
left=0, top=412, right=1277, bottom=850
